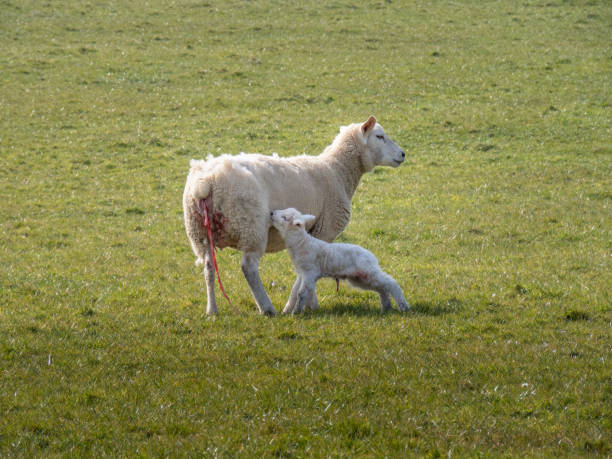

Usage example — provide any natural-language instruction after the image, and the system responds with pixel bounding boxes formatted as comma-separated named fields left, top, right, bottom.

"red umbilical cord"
left=201, top=200, right=240, bottom=313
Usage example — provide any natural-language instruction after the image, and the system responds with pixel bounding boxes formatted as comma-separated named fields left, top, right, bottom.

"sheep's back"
left=186, top=153, right=348, bottom=253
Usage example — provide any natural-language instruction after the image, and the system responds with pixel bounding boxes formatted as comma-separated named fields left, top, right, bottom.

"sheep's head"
left=270, top=208, right=316, bottom=238
left=359, top=115, right=406, bottom=169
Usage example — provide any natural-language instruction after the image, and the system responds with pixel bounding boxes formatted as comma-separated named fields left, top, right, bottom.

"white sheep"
left=183, top=116, right=405, bottom=315
left=270, top=208, right=411, bottom=314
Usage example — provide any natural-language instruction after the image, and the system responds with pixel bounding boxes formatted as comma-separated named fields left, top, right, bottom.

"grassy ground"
left=1, top=0, right=610, bottom=456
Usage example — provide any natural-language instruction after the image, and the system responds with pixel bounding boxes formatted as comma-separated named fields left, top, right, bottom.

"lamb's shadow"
left=308, top=297, right=462, bottom=317
left=314, top=300, right=388, bottom=317
left=410, top=297, right=463, bottom=316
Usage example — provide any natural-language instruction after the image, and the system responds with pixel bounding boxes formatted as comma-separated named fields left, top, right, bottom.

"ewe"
left=183, top=116, right=405, bottom=315
left=271, top=208, right=410, bottom=314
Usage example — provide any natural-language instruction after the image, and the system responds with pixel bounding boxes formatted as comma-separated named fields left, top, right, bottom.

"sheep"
left=270, top=207, right=411, bottom=314
left=183, top=116, right=406, bottom=315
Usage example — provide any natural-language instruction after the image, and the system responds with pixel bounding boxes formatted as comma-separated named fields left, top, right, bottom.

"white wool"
left=271, top=208, right=410, bottom=314
left=182, top=116, right=406, bottom=315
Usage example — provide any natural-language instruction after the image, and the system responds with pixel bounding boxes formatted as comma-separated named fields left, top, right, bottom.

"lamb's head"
left=270, top=208, right=316, bottom=239
left=359, top=116, right=405, bottom=169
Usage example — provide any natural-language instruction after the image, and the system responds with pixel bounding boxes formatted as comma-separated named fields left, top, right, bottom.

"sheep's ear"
left=361, top=115, right=377, bottom=135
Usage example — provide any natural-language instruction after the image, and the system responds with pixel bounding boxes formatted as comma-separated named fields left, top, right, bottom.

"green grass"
left=1, top=0, right=610, bottom=456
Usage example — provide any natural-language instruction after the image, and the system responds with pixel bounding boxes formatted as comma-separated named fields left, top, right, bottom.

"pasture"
left=1, top=0, right=610, bottom=456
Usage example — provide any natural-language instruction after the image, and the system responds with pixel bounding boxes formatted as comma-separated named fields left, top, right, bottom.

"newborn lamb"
left=271, top=208, right=411, bottom=314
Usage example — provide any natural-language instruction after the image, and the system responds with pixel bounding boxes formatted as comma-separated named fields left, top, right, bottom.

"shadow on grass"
left=288, top=297, right=463, bottom=318
left=215, top=297, right=465, bottom=319
left=315, top=301, right=387, bottom=317
left=410, top=297, right=463, bottom=316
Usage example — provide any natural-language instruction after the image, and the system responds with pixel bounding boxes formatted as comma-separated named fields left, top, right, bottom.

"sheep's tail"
left=183, top=174, right=211, bottom=267
left=198, top=199, right=242, bottom=314
left=184, top=161, right=217, bottom=262
left=184, top=161, right=241, bottom=314
left=191, top=176, right=213, bottom=203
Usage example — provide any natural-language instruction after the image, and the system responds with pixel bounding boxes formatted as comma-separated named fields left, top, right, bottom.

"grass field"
left=1, top=0, right=610, bottom=456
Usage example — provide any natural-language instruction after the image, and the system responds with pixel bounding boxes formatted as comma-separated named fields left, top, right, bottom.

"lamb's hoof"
left=399, top=302, right=411, bottom=312
left=262, top=308, right=277, bottom=317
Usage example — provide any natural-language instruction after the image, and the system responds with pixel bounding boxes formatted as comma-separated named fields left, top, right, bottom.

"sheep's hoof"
left=262, top=308, right=277, bottom=317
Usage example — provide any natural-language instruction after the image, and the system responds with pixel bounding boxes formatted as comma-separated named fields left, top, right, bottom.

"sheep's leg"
left=241, top=252, right=277, bottom=316
left=203, top=252, right=218, bottom=315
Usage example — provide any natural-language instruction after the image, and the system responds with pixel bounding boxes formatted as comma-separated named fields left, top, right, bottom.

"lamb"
left=183, top=116, right=406, bottom=315
left=270, top=208, right=411, bottom=314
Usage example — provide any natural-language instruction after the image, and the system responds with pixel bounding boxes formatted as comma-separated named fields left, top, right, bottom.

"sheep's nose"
left=401, top=150, right=405, bottom=159
left=270, top=211, right=274, bottom=217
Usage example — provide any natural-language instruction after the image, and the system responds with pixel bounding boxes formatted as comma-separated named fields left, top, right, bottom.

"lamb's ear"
left=361, top=115, right=377, bottom=135
left=302, top=214, right=316, bottom=225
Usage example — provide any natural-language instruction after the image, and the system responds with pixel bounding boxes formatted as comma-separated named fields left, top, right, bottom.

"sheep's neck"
left=322, top=130, right=367, bottom=200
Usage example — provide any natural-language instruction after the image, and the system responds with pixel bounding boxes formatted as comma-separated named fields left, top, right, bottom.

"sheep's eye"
left=376, top=135, right=386, bottom=142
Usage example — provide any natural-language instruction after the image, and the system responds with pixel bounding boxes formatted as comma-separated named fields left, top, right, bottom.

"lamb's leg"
left=354, top=270, right=410, bottom=312
left=203, top=252, right=217, bottom=315
left=283, top=275, right=301, bottom=314
left=241, top=252, right=277, bottom=316
left=306, top=290, right=319, bottom=311
left=295, top=275, right=316, bottom=314
left=284, top=275, right=320, bottom=313
left=379, top=272, right=410, bottom=312
left=378, top=292, right=393, bottom=312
